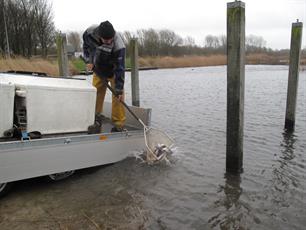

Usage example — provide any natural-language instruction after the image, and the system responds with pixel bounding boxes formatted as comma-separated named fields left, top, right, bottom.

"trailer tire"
left=47, top=170, right=75, bottom=181
left=0, top=183, right=13, bottom=198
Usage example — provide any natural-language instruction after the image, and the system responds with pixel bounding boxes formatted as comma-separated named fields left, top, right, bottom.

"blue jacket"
left=83, top=25, right=125, bottom=93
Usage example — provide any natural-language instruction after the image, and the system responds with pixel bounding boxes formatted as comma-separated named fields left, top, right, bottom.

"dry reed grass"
left=139, top=55, right=227, bottom=68
left=139, top=54, right=306, bottom=68
left=0, top=57, right=58, bottom=76
left=1, top=55, right=305, bottom=75
left=0, top=57, right=79, bottom=76
left=247, top=53, right=286, bottom=65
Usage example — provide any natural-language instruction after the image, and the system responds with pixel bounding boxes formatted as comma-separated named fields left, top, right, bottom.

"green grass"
left=71, top=57, right=131, bottom=71
left=71, top=58, right=86, bottom=72
left=125, top=57, right=131, bottom=69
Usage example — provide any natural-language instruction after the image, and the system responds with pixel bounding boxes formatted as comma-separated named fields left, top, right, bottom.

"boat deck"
left=0, top=116, right=140, bottom=143
left=0, top=102, right=151, bottom=184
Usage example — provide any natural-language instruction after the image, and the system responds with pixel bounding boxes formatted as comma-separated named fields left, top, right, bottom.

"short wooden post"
left=130, top=38, right=140, bottom=107
left=226, top=1, right=245, bottom=173
left=285, top=20, right=303, bottom=131
left=56, top=33, right=69, bottom=77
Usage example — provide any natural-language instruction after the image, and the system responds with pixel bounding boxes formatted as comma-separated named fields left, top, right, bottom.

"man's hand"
left=116, top=94, right=124, bottom=102
left=86, top=63, right=94, bottom=71
left=114, top=89, right=124, bottom=102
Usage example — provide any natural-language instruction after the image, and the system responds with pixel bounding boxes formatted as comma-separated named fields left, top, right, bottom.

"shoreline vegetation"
left=1, top=1, right=305, bottom=77
left=0, top=54, right=305, bottom=77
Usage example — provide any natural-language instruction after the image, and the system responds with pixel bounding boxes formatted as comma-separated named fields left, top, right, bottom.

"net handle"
left=103, top=78, right=147, bottom=128
left=79, top=56, right=146, bottom=128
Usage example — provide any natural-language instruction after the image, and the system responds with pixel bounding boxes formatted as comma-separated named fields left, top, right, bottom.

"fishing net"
left=144, top=127, right=174, bottom=162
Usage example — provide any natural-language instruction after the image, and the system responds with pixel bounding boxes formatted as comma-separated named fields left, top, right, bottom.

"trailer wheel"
left=47, top=170, right=75, bottom=181
left=0, top=183, right=12, bottom=198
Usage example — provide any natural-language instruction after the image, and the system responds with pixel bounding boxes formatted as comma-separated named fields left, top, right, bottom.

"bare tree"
left=219, top=34, right=226, bottom=46
left=20, top=0, right=36, bottom=57
left=67, top=31, right=81, bottom=52
left=182, top=36, right=196, bottom=55
left=0, top=0, right=55, bottom=57
left=184, top=36, right=196, bottom=47
left=204, top=35, right=220, bottom=48
left=0, top=3, right=276, bottom=60
left=34, top=0, right=55, bottom=57
left=218, top=34, right=227, bottom=54
left=246, top=34, right=267, bottom=52
left=121, top=31, right=134, bottom=57
left=6, top=0, right=24, bottom=55
left=159, top=29, right=183, bottom=56
left=135, top=29, right=148, bottom=56
left=122, top=31, right=134, bottom=46
left=136, top=29, right=160, bottom=56
left=144, top=29, right=160, bottom=56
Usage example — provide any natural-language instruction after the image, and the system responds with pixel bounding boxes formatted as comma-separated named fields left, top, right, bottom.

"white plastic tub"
left=0, top=74, right=96, bottom=134
left=0, top=81, right=15, bottom=137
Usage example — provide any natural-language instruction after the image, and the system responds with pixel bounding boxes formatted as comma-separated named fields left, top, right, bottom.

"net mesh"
left=145, top=127, right=174, bottom=155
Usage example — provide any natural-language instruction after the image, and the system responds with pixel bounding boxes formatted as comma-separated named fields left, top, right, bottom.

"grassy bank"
left=0, top=57, right=80, bottom=76
left=0, top=57, right=59, bottom=76
left=1, top=54, right=305, bottom=76
left=139, top=53, right=306, bottom=68
left=139, top=55, right=227, bottom=68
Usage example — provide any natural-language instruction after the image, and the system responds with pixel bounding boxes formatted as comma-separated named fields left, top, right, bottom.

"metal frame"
left=0, top=130, right=145, bottom=184
left=0, top=102, right=151, bottom=184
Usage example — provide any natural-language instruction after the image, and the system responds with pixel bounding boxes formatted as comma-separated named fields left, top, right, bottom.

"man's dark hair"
left=96, top=21, right=115, bottom=39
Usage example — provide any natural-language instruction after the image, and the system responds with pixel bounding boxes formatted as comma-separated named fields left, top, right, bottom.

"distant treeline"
left=122, top=29, right=275, bottom=57
left=1, top=1, right=304, bottom=59
left=0, top=0, right=55, bottom=57
left=71, top=29, right=303, bottom=59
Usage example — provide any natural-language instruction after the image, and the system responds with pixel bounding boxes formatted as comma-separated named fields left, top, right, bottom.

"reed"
left=1, top=55, right=305, bottom=75
left=139, top=55, right=227, bottom=68
left=0, top=57, right=79, bottom=76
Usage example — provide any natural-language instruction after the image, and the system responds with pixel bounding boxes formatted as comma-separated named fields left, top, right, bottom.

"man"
left=83, top=21, right=126, bottom=132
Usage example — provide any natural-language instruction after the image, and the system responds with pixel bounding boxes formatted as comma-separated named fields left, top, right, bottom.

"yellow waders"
left=93, top=73, right=126, bottom=128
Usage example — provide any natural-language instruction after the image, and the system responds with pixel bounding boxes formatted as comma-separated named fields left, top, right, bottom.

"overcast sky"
left=52, top=0, right=306, bottom=50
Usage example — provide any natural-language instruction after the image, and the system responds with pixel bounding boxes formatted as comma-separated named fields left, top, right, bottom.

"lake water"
left=0, top=65, right=305, bottom=229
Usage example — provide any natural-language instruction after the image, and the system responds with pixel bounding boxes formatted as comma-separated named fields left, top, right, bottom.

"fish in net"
left=144, top=127, right=174, bottom=163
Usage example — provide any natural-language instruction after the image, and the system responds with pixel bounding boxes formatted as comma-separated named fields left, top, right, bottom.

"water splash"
left=131, top=146, right=178, bottom=165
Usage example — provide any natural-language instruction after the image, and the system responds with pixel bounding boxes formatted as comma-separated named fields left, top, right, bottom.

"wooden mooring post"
left=56, top=33, right=69, bottom=77
left=285, top=20, right=303, bottom=131
left=226, top=1, right=245, bottom=173
left=130, top=38, right=140, bottom=107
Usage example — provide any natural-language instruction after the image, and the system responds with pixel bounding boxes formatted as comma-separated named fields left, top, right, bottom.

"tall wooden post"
left=130, top=38, right=140, bottom=107
left=56, top=33, right=69, bottom=77
left=285, top=20, right=303, bottom=131
left=2, top=0, right=10, bottom=58
left=226, top=1, right=245, bottom=173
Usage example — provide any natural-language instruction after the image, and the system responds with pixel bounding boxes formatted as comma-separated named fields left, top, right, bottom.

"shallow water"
left=0, top=65, right=305, bottom=229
